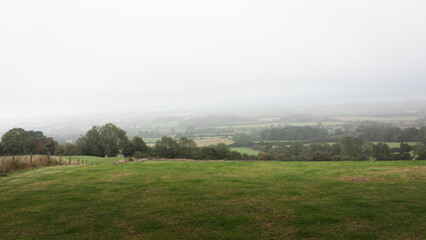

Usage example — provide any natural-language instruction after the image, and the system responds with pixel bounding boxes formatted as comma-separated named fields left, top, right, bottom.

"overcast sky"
left=1, top=0, right=426, bottom=119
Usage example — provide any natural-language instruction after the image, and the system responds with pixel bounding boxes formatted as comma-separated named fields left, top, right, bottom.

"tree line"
left=1, top=124, right=426, bottom=161
left=0, top=124, right=257, bottom=160
left=258, top=125, right=426, bottom=143
left=253, top=137, right=426, bottom=161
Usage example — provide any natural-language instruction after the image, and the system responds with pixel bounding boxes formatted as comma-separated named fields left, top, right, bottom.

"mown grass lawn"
left=0, top=160, right=425, bottom=239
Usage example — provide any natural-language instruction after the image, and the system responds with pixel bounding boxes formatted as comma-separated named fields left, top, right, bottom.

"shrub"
left=133, top=151, right=150, bottom=159
left=310, top=150, right=332, bottom=161
left=257, top=152, right=271, bottom=160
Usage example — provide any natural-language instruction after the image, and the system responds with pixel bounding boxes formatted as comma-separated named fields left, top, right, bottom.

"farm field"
left=371, top=142, right=418, bottom=148
left=1, top=160, right=425, bottom=239
left=334, top=116, right=419, bottom=122
left=193, top=138, right=234, bottom=147
left=217, top=121, right=344, bottom=129
left=230, top=147, right=259, bottom=155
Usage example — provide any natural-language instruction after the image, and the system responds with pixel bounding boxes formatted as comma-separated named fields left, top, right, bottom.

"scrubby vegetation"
left=0, top=155, right=69, bottom=175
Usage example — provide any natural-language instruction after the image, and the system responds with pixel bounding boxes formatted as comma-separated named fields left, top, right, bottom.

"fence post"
left=12, top=155, right=15, bottom=168
left=1, top=156, right=5, bottom=173
left=30, top=154, right=33, bottom=166
left=60, top=154, right=62, bottom=164
left=85, top=160, right=87, bottom=165
left=69, top=156, right=71, bottom=165
left=78, top=158, right=80, bottom=165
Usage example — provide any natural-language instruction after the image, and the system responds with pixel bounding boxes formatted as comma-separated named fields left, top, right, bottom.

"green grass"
left=151, top=121, right=179, bottom=129
left=193, top=138, right=234, bottom=147
left=372, top=142, right=418, bottom=148
left=230, top=147, right=260, bottom=155
left=53, top=155, right=123, bottom=165
left=0, top=160, right=425, bottom=239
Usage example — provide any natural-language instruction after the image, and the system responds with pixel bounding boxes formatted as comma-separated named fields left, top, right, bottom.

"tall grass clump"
left=0, top=155, right=68, bottom=175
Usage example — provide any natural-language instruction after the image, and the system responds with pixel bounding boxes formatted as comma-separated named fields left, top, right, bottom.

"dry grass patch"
left=333, top=176, right=384, bottom=182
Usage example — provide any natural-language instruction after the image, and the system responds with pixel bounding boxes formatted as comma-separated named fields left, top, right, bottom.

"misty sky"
left=1, top=0, right=426, bottom=119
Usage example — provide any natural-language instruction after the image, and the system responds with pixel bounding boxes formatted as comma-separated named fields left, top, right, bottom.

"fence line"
left=0, top=154, right=88, bottom=175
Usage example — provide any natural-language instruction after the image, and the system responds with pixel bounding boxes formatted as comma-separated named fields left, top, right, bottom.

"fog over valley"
left=1, top=0, right=426, bottom=119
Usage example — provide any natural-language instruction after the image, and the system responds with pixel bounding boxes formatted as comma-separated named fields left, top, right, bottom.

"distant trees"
left=77, top=123, right=128, bottom=157
left=260, top=126, right=328, bottom=141
left=154, top=136, right=180, bottom=158
left=1, top=128, right=56, bottom=155
left=153, top=137, right=247, bottom=160
left=55, top=143, right=80, bottom=156
left=76, top=126, right=104, bottom=157
left=252, top=135, right=425, bottom=161
left=412, top=144, right=426, bottom=160
left=356, top=126, right=426, bottom=142
left=372, top=143, right=391, bottom=160
left=310, top=150, right=332, bottom=161
left=2, top=123, right=425, bottom=162
left=121, top=136, right=151, bottom=158
left=232, top=133, right=253, bottom=147
left=178, top=137, right=201, bottom=159
left=2, top=128, right=35, bottom=155
left=398, top=143, right=412, bottom=160
left=257, top=152, right=271, bottom=160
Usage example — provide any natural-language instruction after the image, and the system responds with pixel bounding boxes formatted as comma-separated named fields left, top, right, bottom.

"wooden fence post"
left=12, top=155, right=15, bottom=168
left=1, top=156, right=5, bottom=172
left=78, top=158, right=80, bottom=165
left=69, top=156, right=71, bottom=165
left=30, top=154, right=33, bottom=166
left=59, top=154, right=62, bottom=164
left=85, top=160, right=87, bottom=165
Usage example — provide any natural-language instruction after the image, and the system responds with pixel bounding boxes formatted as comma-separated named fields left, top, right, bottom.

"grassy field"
left=53, top=155, right=123, bottom=165
left=150, top=121, right=179, bottom=129
left=0, top=160, right=425, bottom=239
left=372, top=142, right=418, bottom=148
left=194, top=138, right=234, bottom=147
left=230, top=147, right=260, bottom=155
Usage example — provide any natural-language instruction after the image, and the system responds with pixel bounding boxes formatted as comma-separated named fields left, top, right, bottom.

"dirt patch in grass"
left=367, top=166, right=426, bottom=179
left=273, top=196, right=300, bottom=201
left=333, top=176, right=384, bottom=182
left=110, top=173, right=132, bottom=178
left=385, top=166, right=426, bottom=173
left=368, top=166, right=426, bottom=172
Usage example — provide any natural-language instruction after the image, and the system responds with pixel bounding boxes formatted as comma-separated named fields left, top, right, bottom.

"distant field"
left=230, top=147, right=259, bottom=155
left=286, top=121, right=344, bottom=126
left=372, top=142, right=419, bottom=148
left=335, top=116, right=419, bottom=122
left=150, top=121, right=179, bottom=129
left=194, top=138, right=234, bottom=147
left=0, top=160, right=425, bottom=239
left=219, top=121, right=344, bottom=129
